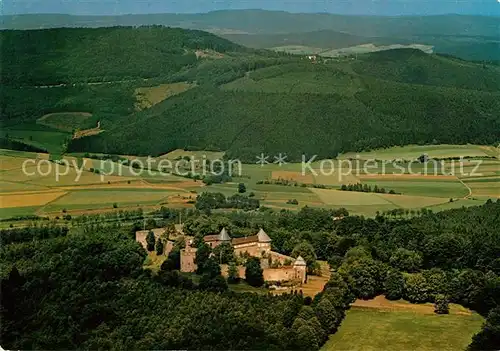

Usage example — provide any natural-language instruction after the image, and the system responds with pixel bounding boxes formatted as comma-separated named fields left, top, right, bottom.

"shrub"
left=434, top=294, right=450, bottom=314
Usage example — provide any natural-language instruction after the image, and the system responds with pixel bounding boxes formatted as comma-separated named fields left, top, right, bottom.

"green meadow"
left=41, top=189, right=178, bottom=213
left=323, top=307, right=483, bottom=351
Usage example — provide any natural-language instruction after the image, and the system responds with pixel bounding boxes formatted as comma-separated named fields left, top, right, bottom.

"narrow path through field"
left=457, top=176, right=473, bottom=199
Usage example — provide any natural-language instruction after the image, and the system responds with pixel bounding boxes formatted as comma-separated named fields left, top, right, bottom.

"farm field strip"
left=0, top=180, right=51, bottom=193
left=0, top=147, right=496, bottom=218
left=375, top=193, right=449, bottom=208
left=0, top=191, right=67, bottom=209
left=338, top=144, right=493, bottom=160
left=311, top=188, right=392, bottom=206
left=351, top=295, right=473, bottom=315
left=361, top=179, right=470, bottom=198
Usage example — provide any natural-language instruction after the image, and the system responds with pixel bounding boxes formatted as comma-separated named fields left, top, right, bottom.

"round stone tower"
left=293, top=255, right=307, bottom=284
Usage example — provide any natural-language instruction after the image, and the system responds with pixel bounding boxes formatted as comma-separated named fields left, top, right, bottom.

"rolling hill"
left=0, top=26, right=248, bottom=86
left=1, top=26, right=499, bottom=161
left=2, top=10, right=498, bottom=61
left=2, top=11, right=498, bottom=37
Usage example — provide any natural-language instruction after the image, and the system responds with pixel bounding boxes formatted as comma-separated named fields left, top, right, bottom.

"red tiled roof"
left=232, top=235, right=259, bottom=246
left=204, top=235, right=220, bottom=242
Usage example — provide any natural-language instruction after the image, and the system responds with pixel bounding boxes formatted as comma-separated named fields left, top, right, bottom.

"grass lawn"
left=228, top=281, right=268, bottom=294
left=322, top=307, right=483, bottom=351
left=143, top=251, right=166, bottom=273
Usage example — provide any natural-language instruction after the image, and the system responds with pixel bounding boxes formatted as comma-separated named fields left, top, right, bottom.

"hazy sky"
left=3, top=0, right=500, bottom=16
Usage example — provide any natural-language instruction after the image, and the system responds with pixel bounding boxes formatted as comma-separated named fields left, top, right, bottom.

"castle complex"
left=180, top=228, right=307, bottom=284
left=136, top=226, right=307, bottom=284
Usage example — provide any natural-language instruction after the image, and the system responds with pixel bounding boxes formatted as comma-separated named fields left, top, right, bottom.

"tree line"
left=195, top=192, right=260, bottom=212
left=340, top=183, right=398, bottom=194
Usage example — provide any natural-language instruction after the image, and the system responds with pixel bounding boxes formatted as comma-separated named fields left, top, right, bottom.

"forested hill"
left=68, top=48, right=500, bottom=160
left=0, top=26, right=248, bottom=86
left=3, top=11, right=499, bottom=61
left=2, top=26, right=500, bottom=160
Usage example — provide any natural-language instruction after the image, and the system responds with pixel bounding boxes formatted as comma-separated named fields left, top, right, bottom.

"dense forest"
left=2, top=11, right=499, bottom=63
left=0, top=26, right=248, bottom=86
left=2, top=201, right=498, bottom=349
left=69, top=74, right=500, bottom=161
left=0, top=225, right=350, bottom=350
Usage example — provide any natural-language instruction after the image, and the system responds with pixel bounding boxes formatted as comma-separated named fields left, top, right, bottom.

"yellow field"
left=0, top=146, right=497, bottom=219
left=134, top=82, right=195, bottom=111
left=311, top=188, right=390, bottom=206
left=377, top=193, right=448, bottom=208
left=463, top=180, right=500, bottom=197
left=158, top=149, right=225, bottom=161
left=0, top=181, right=49, bottom=193
left=313, top=171, right=360, bottom=186
left=50, top=190, right=172, bottom=206
left=271, top=170, right=315, bottom=184
left=0, top=155, right=33, bottom=171
left=0, top=191, right=67, bottom=208
left=310, top=188, right=450, bottom=208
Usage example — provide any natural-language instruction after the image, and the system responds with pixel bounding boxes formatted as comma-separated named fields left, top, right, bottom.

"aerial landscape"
left=0, top=0, right=499, bottom=350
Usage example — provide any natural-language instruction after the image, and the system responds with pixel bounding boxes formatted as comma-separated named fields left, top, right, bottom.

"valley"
left=0, top=12, right=499, bottom=351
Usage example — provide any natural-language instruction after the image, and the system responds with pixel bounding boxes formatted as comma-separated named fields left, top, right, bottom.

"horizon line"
left=2, top=8, right=500, bottom=17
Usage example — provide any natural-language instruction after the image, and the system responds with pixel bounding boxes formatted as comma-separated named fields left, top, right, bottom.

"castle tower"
left=293, top=255, right=307, bottom=284
left=180, top=246, right=198, bottom=273
left=257, top=228, right=272, bottom=254
left=218, top=227, right=231, bottom=243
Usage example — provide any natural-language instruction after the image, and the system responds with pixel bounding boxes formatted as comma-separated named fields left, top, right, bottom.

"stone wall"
left=264, top=267, right=298, bottom=283
left=220, top=264, right=247, bottom=279
left=220, top=264, right=306, bottom=284
left=269, top=251, right=294, bottom=265
left=179, top=247, right=306, bottom=284
left=234, top=243, right=262, bottom=258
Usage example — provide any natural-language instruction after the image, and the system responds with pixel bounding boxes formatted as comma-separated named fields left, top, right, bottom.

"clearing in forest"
left=134, top=82, right=195, bottom=111
left=323, top=300, right=483, bottom=351
left=37, top=112, right=93, bottom=132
